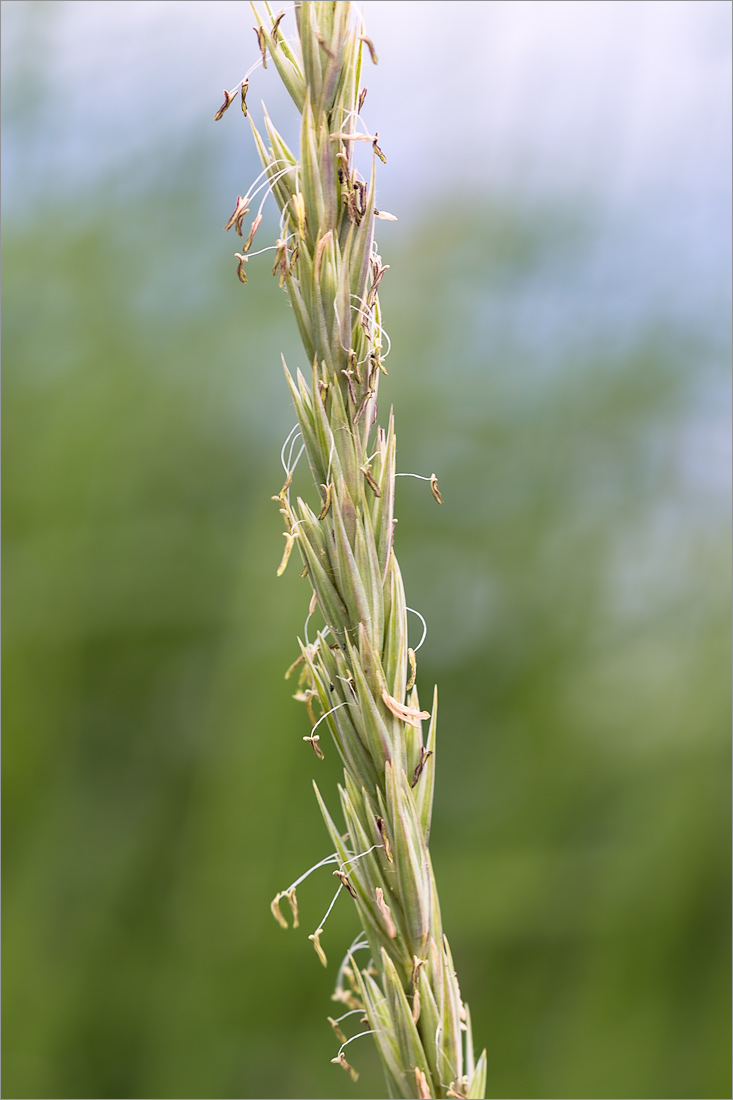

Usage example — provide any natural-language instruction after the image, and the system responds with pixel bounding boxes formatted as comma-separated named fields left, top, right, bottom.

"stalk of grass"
left=217, top=4, right=486, bottom=1097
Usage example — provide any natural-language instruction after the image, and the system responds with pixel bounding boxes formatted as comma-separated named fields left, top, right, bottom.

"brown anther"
left=225, top=195, right=250, bottom=235
left=352, top=354, right=363, bottom=386
left=333, top=870, right=358, bottom=899
left=344, top=188, right=359, bottom=226
left=411, top=956, right=426, bottom=988
left=214, top=88, right=235, bottom=121
left=314, top=230, right=333, bottom=281
left=372, top=132, right=386, bottom=164
left=360, top=35, right=378, bottom=64
left=331, top=1051, right=358, bottom=1082
left=309, top=928, right=328, bottom=967
left=304, top=689, right=318, bottom=725
left=359, top=302, right=373, bottom=334
left=276, top=530, right=298, bottom=576
left=271, top=238, right=288, bottom=284
left=234, top=253, right=248, bottom=283
left=411, top=747, right=433, bottom=787
left=406, top=647, right=417, bottom=692
left=341, top=368, right=358, bottom=405
left=358, top=86, right=367, bottom=112
left=354, top=179, right=367, bottom=218
left=353, top=390, right=373, bottom=425
left=368, top=260, right=389, bottom=302
left=254, top=25, right=268, bottom=67
left=318, top=482, right=333, bottom=520
left=375, top=816, right=393, bottom=862
left=361, top=463, right=381, bottom=498
left=375, top=887, right=397, bottom=938
left=430, top=473, right=444, bottom=505
left=240, top=79, right=249, bottom=116
left=242, top=212, right=263, bottom=253
left=270, top=893, right=289, bottom=929
left=271, top=11, right=286, bottom=39
left=327, top=1016, right=347, bottom=1044
left=315, top=31, right=336, bottom=60
left=286, top=888, right=299, bottom=928
left=303, top=733, right=325, bottom=760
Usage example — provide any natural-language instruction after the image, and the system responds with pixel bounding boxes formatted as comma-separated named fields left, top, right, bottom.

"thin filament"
left=406, top=605, right=428, bottom=652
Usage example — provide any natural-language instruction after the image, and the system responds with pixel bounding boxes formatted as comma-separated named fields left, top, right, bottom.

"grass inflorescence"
left=218, top=4, right=485, bottom=1097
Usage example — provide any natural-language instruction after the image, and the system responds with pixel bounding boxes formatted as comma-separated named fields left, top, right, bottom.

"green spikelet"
left=220, top=4, right=485, bottom=1096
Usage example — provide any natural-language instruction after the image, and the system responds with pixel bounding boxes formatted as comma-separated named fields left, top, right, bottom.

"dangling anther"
left=276, top=530, right=298, bottom=576
left=361, top=463, right=381, bottom=498
left=234, top=253, right=248, bottom=283
left=225, top=195, right=249, bottom=235
left=318, top=482, right=333, bottom=520
left=242, top=212, right=263, bottom=253
left=327, top=1016, right=348, bottom=1044
left=411, top=747, right=433, bottom=787
left=309, top=928, right=328, bottom=967
left=333, top=870, right=358, bottom=899
left=254, top=24, right=268, bottom=67
left=360, top=35, right=378, bottom=64
left=430, top=473, right=444, bottom=504
left=375, top=816, right=393, bottom=862
left=331, top=1051, right=358, bottom=1082
left=303, top=734, right=325, bottom=760
left=214, top=88, right=235, bottom=121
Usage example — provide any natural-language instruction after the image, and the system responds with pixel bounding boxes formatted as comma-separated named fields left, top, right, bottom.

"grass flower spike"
left=219, top=4, right=486, bottom=1096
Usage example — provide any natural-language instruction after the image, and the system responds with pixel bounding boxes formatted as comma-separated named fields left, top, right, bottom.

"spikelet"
left=223, top=4, right=484, bottom=1096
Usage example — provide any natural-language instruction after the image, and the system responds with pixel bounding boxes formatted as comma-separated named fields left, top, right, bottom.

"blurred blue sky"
left=3, top=1, right=730, bottom=320
left=2, top=0, right=726, bottom=212
left=2, top=1, right=730, bottom=212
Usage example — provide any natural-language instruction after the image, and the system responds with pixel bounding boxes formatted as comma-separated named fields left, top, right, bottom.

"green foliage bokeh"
left=3, top=5, right=730, bottom=1098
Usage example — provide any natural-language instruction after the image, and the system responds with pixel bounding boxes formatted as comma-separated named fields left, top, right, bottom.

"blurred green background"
left=3, top=3, right=730, bottom=1099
